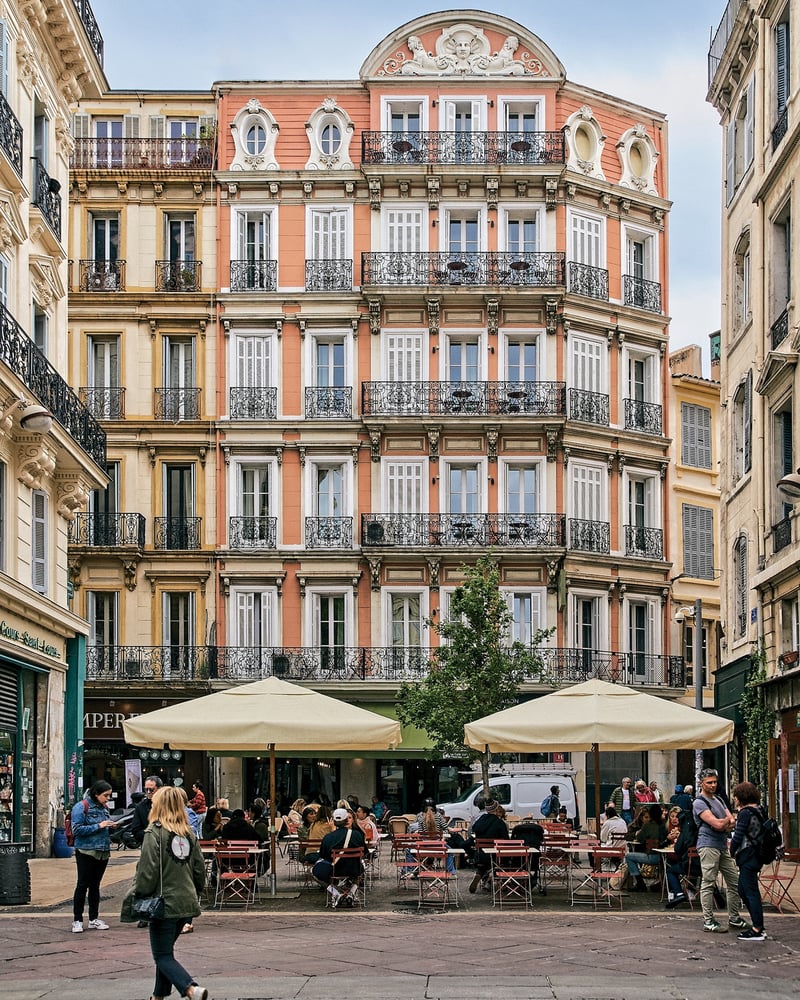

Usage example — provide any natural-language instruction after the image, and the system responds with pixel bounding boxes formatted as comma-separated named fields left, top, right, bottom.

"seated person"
left=249, top=803, right=270, bottom=843
left=220, top=808, right=260, bottom=843
left=201, top=806, right=226, bottom=841
left=304, top=805, right=335, bottom=865
left=312, top=807, right=366, bottom=907
left=295, top=805, right=318, bottom=863
left=411, top=798, right=447, bottom=836
left=510, top=818, right=544, bottom=885
left=286, top=798, right=306, bottom=828
left=556, top=806, right=574, bottom=830
left=468, top=798, right=509, bottom=893
left=625, top=803, right=668, bottom=891
left=665, top=808, right=699, bottom=908
left=371, top=794, right=388, bottom=824
left=215, top=797, right=233, bottom=819
left=600, top=804, right=628, bottom=844
left=355, top=804, right=380, bottom=848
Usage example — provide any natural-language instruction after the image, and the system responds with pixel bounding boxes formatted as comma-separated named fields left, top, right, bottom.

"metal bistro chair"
left=570, top=845, right=626, bottom=909
left=214, top=847, right=258, bottom=909
left=759, top=847, right=800, bottom=914
left=491, top=840, right=532, bottom=910
left=393, top=833, right=422, bottom=888
left=296, top=839, right=322, bottom=888
left=327, top=846, right=366, bottom=909
left=539, top=834, right=571, bottom=896
left=416, top=841, right=457, bottom=911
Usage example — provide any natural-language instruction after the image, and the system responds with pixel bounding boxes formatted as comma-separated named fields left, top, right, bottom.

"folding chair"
left=214, top=848, right=258, bottom=909
left=327, top=846, right=365, bottom=909
left=570, top=846, right=626, bottom=909
left=539, top=835, right=571, bottom=895
left=416, top=842, right=457, bottom=911
left=388, top=816, right=410, bottom=861
left=393, top=833, right=421, bottom=888
left=759, top=847, right=800, bottom=914
left=678, top=846, right=702, bottom=910
left=491, top=841, right=532, bottom=909
left=297, top=839, right=322, bottom=888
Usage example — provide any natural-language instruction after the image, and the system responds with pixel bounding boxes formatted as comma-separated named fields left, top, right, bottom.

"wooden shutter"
left=743, top=370, right=753, bottom=472
left=385, top=461, right=422, bottom=513
left=744, top=75, right=755, bottom=168
left=149, top=115, right=166, bottom=138
left=123, top=114, right=140, bottom=138
left=32, top=490, right=47, bottom=594
left=0, top=21, right=7, bottom=97
left=776, top=20, right=789, bottom=112
left=726, top=121, right=735, bottom=203
left=385, top=334, right=422, bottom=382
left=72, top=113, right=90, bottom=138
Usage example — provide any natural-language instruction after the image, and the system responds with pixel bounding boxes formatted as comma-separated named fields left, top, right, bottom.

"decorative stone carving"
left=368, top=298, right=381, bottom=335
left=545, top=298, right=559, bottom=335
left=55, top=476, right=90, bottom=521
left=398, top=179, right=410, bottom=197
left=427, top=175, right=440, bottom=209
left=366, top=556, right=382, bottom=592
left=564, top=106, right=606, bottom=180
left=617, top=124, right=659, bottom=196
left=546, top=559, right=561, bottom=593
left=368, top=176, right=382, bottom=210
left=486, top=297, right=499, bottom=337
left=369, top=427, right=381, bottom=462
left=485, top=176, right=499, bottom=210
left=55, top=113, right=74, bottom=157
left=382, top=25, right=546, bottom=77
left=546, top=427, right=559, bottom=462
left=427, top=557, right=441, bottom=592
left=456, top=178, right=470, bottom=197
left=515, top=180, right=528, bottom=199
left=305, top=99, right=355, bottom=170
left=17, top=437, right=56, bottom=488
left=427, top=298, right=440, bottom=337
left=427, top=426, right=441, bottom=462
left=544, top=176, right=558, bottom=210
left=486, top=426, right=498, bottom=462
left=229, top=99, right=280, bottom=171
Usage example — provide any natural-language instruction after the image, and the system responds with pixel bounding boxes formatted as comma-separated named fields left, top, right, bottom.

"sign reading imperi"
left=0, top=619, right=60, bottom=658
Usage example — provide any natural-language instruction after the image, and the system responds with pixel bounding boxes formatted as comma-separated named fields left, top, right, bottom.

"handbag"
left=132, top=827, right=165, bottom=921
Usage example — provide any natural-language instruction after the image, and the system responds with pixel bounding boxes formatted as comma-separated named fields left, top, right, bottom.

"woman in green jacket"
left=134, top=786, right=208, bottom=1000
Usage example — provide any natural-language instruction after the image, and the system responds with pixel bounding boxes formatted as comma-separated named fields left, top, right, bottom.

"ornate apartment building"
left=708, top=0, right=800, bottom=847
left=68, top=12, right=686, bottom=815
left=0, top=0, right=107, bottom=856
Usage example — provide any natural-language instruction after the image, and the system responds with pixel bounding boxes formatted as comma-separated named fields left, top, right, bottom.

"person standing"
left=131, top=775, right=164, bottom=846
left=71, top=780, right=118, bottom=933
left=730, top=781, right=768, bottom=941
left=540, top=785, right=561, bottom=819
left=132, top=785, right=209, bottom=1000
left=187, top=781, right=207, bottom=819
left=692, top=767, right=749, bottom=934
left=670, top=783, right=693, bottom=812
left=610, top=777, right=635, bottom=824
left=649, top=780, right=664, bottom=804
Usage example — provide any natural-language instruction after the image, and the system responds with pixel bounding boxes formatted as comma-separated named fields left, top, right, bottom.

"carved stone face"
left=454, top=37, right=472, bottom=59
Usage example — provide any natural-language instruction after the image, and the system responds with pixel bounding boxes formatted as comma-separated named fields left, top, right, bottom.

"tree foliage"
left=740, top=641, right=773, bottom=787
left=396, top=556, right=552, bottom=798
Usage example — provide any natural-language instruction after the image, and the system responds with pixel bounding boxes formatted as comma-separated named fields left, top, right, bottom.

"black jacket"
left=130, top=797, right=152, bottom=846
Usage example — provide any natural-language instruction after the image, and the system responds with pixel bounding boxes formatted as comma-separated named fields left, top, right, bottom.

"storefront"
left=764, top=667, right=800, bottom=849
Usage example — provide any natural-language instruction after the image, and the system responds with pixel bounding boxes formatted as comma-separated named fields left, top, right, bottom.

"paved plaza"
left=1, top=851, right=798, bottom=1000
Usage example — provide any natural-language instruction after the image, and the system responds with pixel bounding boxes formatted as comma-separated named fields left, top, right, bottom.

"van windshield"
left=452, top=782, right=481, bottom=803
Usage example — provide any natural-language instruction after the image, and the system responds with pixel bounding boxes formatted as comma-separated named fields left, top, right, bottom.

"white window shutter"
left=0, top=20, right=7, bottom=97
left=123, top=115, right=140, bottom=138
left=726, top=121, right=735, bottom=202
left=72, top=113, right=90, bottom=139
left=744, top=76, right=755, bottom=167
left=32, top=491, right=47, bottom=594
left=149, top=115, right=166, bottom=138
left=199, top=115, right=216, bottom=138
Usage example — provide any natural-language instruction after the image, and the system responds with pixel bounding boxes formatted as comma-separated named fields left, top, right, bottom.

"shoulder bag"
left=132, top=827, right=166, bottom=921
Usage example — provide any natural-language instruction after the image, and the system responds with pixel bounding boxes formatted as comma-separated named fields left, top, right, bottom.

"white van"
left=438, top=768, right=579, bottom=826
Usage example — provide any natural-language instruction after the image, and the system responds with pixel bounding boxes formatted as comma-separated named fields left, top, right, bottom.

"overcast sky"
left=90, top=1, right=725, bottom=368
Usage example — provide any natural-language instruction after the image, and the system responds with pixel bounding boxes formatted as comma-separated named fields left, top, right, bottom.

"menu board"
left=0, top=745, right=14, bottom=843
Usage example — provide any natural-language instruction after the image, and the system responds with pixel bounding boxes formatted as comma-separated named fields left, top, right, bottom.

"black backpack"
left=751, top=810, right=783, bottom=866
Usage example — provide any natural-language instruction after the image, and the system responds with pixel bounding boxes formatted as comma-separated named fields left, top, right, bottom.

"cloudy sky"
left=90, top=1, right=725, bottom=368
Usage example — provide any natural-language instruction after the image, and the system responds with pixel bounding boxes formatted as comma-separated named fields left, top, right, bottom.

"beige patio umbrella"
left=464, top=678, right=734, bottom=835
left=123, top=676, right=402, bottom=893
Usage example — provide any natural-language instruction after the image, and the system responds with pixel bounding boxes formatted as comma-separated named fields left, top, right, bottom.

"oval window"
left=246, top=123, right=267, bottom=155
left=629, top=141, right=647, bottom=177
left=321, top=122, right=341, bottom=155
left=575, top=124, right=595, bottom=161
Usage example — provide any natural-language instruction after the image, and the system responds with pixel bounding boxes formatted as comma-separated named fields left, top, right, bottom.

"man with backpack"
left=730, top=780, right=781, bottom=941
left=692, top=767, right=749, bottom=935
left=540, top=785, right=561, bottom=820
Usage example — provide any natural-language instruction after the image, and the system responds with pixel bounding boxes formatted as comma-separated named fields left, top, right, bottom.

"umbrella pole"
left=593, top=744, right=601, bottom=839
left=269, top=743, right=277, bottom=897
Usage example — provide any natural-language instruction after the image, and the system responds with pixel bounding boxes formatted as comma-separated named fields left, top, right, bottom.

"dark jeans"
left=150, top=917, right=195, bottom=998
left=736, top=851, right=764, bottom=930
left=73, top=850, right=109, bottom=921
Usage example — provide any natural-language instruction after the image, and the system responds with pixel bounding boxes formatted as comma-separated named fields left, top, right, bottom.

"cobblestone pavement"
left=2, top=851, right=798, bottom=1000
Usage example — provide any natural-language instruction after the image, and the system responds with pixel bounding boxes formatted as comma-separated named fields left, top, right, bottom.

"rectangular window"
left=781, top=595, right=799, bottom=654
left=0, top=460, right=5, bottom=572
left=162, top=591, right=195, bottom=677
left=0, top=253, right=8, bottom=307
left=315, top=339, right=345, bottom=388
left=89, top=336, right=120, bottom=390
left=387, top=101, right=422, bottom=132
left=236, top=210, right=271, bottom=262
left=33, top=305, right=47, bottom=355
left=503, top=590, right=543, bottom=645
left=774, top=404, right=794, bottom=524
left=733, top=371, right=753, bottom=480
left=310, top=208, right=348, bottom=260
left=384, top=333, right=423, bottom=383
left=505, top=465, right=539, bottom=515
left=0, top=19, right=9, bottom=98
left=506, top=338, right=538, bottom=382
left=234, top=334, right=271, bottom=388
left=682, top=504, right=715, bottom=580
left=166, top=214, right=195, bottom=261
left=447, top=339, right=480, bottom=382
left=571, top=463, right=605, bottom=521
left=505, top=216, right=537, bottom=254
left=447, top=464, right=480, bottom=515
left=91, top=214, right=120, bottom=262
left=313, top=593, right=347, bottom=670
left=315, top=464, right=344, bottom=517
left=32, top=490, right=47, bottom=594
left=164, top=464, right=194, bottom=519
left=385, top=461, right=423, bottom=514
left=684, top=623, right=708, bottom=689
left=571, top=335, right=605, bottom=392
left=386, top=209, right=423, bottom=253
left=87, top=591, right=118, bottom=648
left=569, top=212, right=602, bottom=266
left=776, top=17, right=790, bottom=113
left=389, top=592, right=423, bottom=649
left=234, top=590, right=273, bottom=647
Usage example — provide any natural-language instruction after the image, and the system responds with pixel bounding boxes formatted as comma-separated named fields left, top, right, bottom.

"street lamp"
left=0, top=396, right=53, bottom=433
left=777, top=467, right=800, bottom=501
left=675, top=599, right=704, bottom=784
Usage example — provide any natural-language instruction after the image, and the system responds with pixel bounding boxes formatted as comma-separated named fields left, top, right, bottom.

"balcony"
left=229, top=516, right=277, bottom=548
left=154, top=388, right=200, bottom=420
left=568, top=388, right=609, bottom=425
left=0, top=91, right=23, bottom=178
left=305, top=259, right=353, bottom=292
left=86, top=643, right=684, bottom=687
left=773, top=516, right=792, bottom=553
left=624, top=525, right=664, bottom=560
left=362, top=380, right=566, bottom=417
left=772, top=106, right=789, bottom=152
left=568, top=518, right=610, bottom=553
left=79, top=387, right=125, bottom=420
left=361, top=130, right=565, bottom=166
left=305, top=386, right=352, bottom=418
left=69, top=512, right=145, bottom=548
left=32, top=158, right=61, bottom=241
left=771, top=307, right=789, bottom=349
left=153, top=516, right=202, bottom=550
left=567, top=262, right=609, bottom=300
left=71, top=137, right=213, bottom=171
left=361, top=251, right=565, bottom=288
left=305, top=517, right=353, bottom=548
left=623, top=274, right=661, bottom=313
left=230, top=259, right=277, bottom=292
left=708, top=0, right=744, bottom=85
left=229, top=387, right=277, bottom=420
left=0, top=302, right=106, bottom=466
left=72, top=0, right=104, bottom=66
left=361, top=512, right=565, bottom=548
left=79, top=259, right=125, bottom=292
left=624, top=398, right=662, bottom=435
left=156, top=260, right=201, bottom=292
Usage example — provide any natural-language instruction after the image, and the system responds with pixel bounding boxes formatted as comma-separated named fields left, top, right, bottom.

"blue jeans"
left=621, top=810, right=633, bottom=824
left=149, top=917, right=195, bottom=998
left=736, top=850, right=764, bottom=930
left=625, top=851, right=660, bottom=877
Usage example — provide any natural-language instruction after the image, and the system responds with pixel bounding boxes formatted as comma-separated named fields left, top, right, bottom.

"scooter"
left=109, top=808, right=138, bottom=850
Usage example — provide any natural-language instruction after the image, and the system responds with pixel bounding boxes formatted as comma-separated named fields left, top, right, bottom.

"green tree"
left=740, top=641, right=773, bottom=787
left=396, top=556, right=551, bottom=800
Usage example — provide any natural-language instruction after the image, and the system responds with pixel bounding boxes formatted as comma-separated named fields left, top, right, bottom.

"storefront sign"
left=0, top=620, right=60, bottom=659
left=83, top=699, right=183, bottom=740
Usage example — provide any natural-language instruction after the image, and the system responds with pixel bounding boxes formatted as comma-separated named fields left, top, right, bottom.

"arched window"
left=245, top=122, right=266, bottom=155
left=320, top=123, right=341, bottom=155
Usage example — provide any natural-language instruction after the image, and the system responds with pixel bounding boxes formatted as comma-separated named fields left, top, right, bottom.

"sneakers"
left=87, top=918, right=109, bottom=930
left=665, top=892, right=687, bottom=909
left=188, top=988, right=208, bottom=1000
left=327, top=885, right=342, bottom=908
left=71, top=920, right=84, bottom=933
left=468, top=872, right=482, bottom=894
left=703, top=920, right=728, bottom=933
left=729, top=916, right=751, bottom=931
left=738, top=928, right=766, bottom=941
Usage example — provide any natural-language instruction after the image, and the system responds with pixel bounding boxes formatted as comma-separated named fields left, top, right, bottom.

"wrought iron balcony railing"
left=361, top=512, right=565, bottom=548
left=156, top=260, right=201, bottom=292
left=771, top=307, right=789, bottom=349
left=773, top=516, right=792, bottom=553
left=708, top=0, right=743, bottom=85
left=72, top=0, right=104, bottom=66
left=153, top=516, right=201, bottom=550
left=568, top=518, right=610, bottom=553
left=32, top=158, right=61, bottom=241
left=305, top=516, right=353, bottom=548
left=229, top=387, right=277, bottom=420
left=361, top=251, right=565, bottom=288
left=230, top=259, right=277, bottom=292
left=361, top=130, right=565, bottom=166
left=305, top=386, right=353, bottom=418
left=567, top=262, right=609, bottom=300
left=71, top=137, right=214, bottom=170
left=86, top=644, right=684, bottom=687
left=624, top=525, right=664, bottom=560
left=305, top=259, right=353, bottom=292
left=623, top=274, right=662, bottom=313
left=229, top=516, right=277, bottom=548
left=0, top=90, right=23, bottom=177
left=568, top=388, right=609, bottom=425
left=69, top=512, right=145, bottom=548
left=624, top=398, right=663, bottom=435
left=362, top=380, right=566, bottom=417
left=154, top=388, right=200, bottom=421
left=79, top=259, right=125, bottom=291
left=772, top=105, right=789, bottom=151
left=0, top=302, right=106, bottom=467
left=79, top=387, right=124, bottom=420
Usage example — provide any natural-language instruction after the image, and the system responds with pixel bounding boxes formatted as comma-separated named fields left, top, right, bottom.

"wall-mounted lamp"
left=778, top=467, right=800, bottom=501
left=489, top=220, right=494, bottom=228
left=488, top=476, right=495, bottom=485
left=0, top=396, right=53, bottom=433
left=432, top=100, right=437, bottom=108
left=431, top=219, right=437, bottom=227
left=48, top=177, right=61, bottom=195
left=488, top=100, right=494, bottom=108
left=431, top=345, right=437, bottom=354
left=431, top=476, right=438, bottom=485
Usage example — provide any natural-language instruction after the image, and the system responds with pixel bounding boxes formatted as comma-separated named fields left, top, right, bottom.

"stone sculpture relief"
left=383, top=23, right=545, bottom=76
